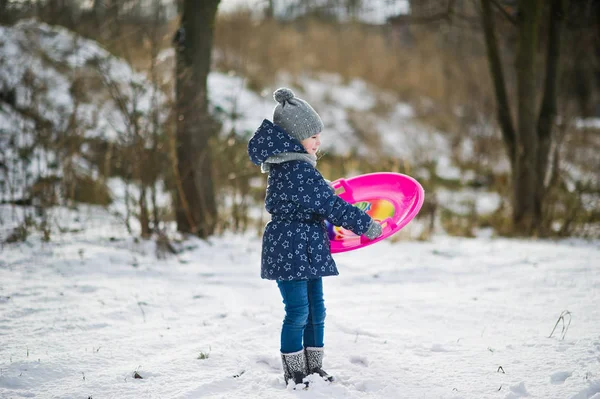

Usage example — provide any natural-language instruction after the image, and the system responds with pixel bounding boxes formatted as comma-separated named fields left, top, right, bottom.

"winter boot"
left=305, top=347, right=334, bottom=382
left=281, top=349, right=308, bottom=387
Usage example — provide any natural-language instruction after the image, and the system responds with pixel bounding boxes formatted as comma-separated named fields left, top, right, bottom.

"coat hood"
left=248, top=119, right=307, bottom=166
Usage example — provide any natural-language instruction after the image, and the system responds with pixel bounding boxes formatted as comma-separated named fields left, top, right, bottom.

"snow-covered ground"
left=1, top=205, right=599, bottom=399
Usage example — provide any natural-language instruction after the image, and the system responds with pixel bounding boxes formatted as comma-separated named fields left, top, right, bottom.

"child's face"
left=301, top=133, right=321, bottom=156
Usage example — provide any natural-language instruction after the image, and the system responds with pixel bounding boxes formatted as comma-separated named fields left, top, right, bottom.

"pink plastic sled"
left=326, top=172, right=424, bottom=253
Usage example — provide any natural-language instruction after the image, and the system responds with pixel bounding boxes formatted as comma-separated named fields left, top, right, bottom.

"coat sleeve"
left=290, top=162, right=372, bottom=236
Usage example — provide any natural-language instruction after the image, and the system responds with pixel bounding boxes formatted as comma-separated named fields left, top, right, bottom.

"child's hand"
left=363, top=220, right=383, bottom=240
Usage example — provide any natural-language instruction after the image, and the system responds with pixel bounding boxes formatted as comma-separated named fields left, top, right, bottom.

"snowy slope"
left=0, top=19, right=167, bottom=203
left=0, top=19, right=167, bottom=142
left=1, top=205, right=599, bottom=399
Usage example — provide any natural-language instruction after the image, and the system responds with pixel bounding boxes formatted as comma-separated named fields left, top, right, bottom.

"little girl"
left=248, top=88, right=382, bottom=387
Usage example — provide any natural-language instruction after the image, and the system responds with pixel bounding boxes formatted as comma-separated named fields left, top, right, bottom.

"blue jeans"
left=277, top=278, right=326, bottom=354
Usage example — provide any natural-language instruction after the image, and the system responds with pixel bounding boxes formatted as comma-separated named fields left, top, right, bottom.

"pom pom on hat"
left=273, top=87, right=295, bottom=104
left=272, top=87, right=324, bottom=142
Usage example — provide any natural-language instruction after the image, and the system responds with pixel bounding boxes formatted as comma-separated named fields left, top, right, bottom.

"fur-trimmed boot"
left=281, top=349, right=308, bottom=386
left=305, top=347, right=334, bottom=382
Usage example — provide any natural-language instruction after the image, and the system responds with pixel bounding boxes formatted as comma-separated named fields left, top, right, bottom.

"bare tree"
left=173, top=0, right=220, bottom=238
left=390, top=0, right=569, bottom=236
left=481, top=0, right=567, bottom=235
left=0, top=0, right=9, bottom=23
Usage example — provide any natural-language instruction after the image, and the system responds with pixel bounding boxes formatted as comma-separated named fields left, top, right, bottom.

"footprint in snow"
left=350, top=355, right=369, bottom=367
left=255, top=355, right=281, bottom=371
left=550, top=370, right=572, bottom=384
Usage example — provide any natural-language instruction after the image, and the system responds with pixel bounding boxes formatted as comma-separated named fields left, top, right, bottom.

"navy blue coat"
left=248, top=119, right=372, bottom=281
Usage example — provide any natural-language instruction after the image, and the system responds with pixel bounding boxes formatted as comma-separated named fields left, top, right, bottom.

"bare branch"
left=489, top=0, right=518, bottom=25
left=387, top=12, right=452, bottom=25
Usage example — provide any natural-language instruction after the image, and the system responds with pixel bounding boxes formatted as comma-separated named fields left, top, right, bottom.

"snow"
left=207, top=72, right=271, bottom=137
left=1, top=205, right=599, bottom=399
left=574, top=118, right=600, bottom=130
left=437, top=188, right=502, bottom=216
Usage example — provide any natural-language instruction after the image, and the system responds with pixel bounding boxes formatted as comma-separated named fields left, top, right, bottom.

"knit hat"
left=272, top=88, right=324, bottom=142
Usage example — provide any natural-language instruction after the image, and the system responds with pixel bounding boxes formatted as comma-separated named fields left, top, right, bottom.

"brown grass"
left=213, top=12, right=493, bottom=118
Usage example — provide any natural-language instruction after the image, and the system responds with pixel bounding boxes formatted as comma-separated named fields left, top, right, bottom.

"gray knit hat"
left=272, top=88, right=324, bottom=142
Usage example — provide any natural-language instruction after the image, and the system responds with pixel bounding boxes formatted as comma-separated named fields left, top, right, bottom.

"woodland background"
left=1, top=0, right=599, bottom=247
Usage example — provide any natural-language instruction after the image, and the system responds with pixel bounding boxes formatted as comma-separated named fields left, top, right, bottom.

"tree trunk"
left=536, top=0, right=567, bottom=234
left=0, top=0, right=9, bottom=24
left=139, top=186, right=151, bottom=238
left=513, top=0, right=543, bottom=235
left=174, top=0, right=220, bottom=238
left=265, top=0, right=274, bottom=19
left=481, top=1, right=567, bottom=235
left=480, top=0, right=516, bottom=164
